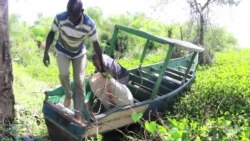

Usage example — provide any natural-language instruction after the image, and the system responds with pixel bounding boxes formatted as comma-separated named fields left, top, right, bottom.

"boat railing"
left=106, top=25, right=204, bottom=99
left=109, top=25, right=204, bottom=52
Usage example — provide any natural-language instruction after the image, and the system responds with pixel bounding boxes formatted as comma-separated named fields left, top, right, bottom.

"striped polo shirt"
left=51, top=12, right=98, bottom=58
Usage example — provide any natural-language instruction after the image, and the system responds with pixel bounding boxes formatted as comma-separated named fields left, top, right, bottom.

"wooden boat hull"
left=43, top=100, right=149, bottom=140
left=43, top=54, right=197, bottom=141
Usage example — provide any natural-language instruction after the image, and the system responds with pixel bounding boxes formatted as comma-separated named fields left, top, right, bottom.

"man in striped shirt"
left=43, top=0, right=104, bottom=121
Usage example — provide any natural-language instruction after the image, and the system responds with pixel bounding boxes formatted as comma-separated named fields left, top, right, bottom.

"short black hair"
left=67, top=0, right=83, bottom=13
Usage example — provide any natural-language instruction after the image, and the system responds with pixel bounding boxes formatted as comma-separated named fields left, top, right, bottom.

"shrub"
left=170, top=49, right=250, bottom=140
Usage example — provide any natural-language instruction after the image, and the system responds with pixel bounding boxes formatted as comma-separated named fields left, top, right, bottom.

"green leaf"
left=102, top=72, right=112, bottom=79
left=157, top=125, right=167, bottom=135
left=145, top=121, right=157, bottom=135
left=131, top=112, right=143, bottom=123
left=170, top=127, right=182, bottom=140
left=195, top=136, right=201, bottom=141
left=168, top=118, right=178, bottom=127
left=96, top=134, right=103, bottom=141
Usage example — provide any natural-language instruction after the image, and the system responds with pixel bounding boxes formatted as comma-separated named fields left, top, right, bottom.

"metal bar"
left=151, top=45, right=174, bottom=99
left=115, top=25, right=204, bottom=52
left=181, top=52, right=198, bottom=84
left=115, top=25, right=167, bottom=44
left=139, top=39, right=150, bottom=68
left=108, top=27, right=119, bottom=57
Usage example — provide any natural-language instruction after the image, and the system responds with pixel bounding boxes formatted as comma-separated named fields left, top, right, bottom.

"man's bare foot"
left=63, top=95, right=71, bottom=107
left=74, top=110, right=84, bottom=124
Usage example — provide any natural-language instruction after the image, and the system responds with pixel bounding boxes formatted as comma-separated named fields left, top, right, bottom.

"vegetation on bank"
left=1, top=7, right=248, bottom=141
left=141, top=49, right=250, bottom=141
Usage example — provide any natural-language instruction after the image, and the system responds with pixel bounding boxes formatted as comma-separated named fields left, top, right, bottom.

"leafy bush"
left=143, top=49, right=250, bottom=140
left=170, top=49, right=250, bottom=140
left=178, top=49, right=249, bottom=119
left=144, top=117, right=250, bottom=141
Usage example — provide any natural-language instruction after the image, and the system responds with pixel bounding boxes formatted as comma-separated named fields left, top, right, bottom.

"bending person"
left=90, top=54, right=134, bottom=110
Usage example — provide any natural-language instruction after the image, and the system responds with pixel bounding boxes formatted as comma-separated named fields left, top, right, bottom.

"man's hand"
left=93, top=41, right=105, bottom=72
left=43, top=30, right=55, bottom=67
left=102, top=72, right=112, bottom=79
left=43, top=52, right=50, bottom=67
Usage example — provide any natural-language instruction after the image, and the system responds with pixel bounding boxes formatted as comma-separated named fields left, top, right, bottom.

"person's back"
left=92, top=54, right=129, bottom=84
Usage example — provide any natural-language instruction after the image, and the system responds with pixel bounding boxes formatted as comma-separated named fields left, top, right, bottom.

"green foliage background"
left=4, top=7, right=248, bottom=141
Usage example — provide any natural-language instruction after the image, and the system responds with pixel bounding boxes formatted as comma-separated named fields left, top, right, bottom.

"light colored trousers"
left=56, top=53, right=87, bottom=115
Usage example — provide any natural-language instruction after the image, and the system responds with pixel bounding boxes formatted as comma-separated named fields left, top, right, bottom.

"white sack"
left=89, top=72, right=134, bottom=109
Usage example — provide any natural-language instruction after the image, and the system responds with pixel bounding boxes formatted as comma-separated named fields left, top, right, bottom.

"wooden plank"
left=130, top=81, right=164, bottom=96
left=153, top=65, right=192, bottom=79
left=45, top=117, right=80, bottom=141
left=129, top=73, right=172, bottom=93
left=162, top=75, right=182, bottom=85
left=45, top=102, right=86, bottom=127
left=84, top=105, right=149, bottom=137
left=84, top=115, right=133, bottom=137
left=166, top=67, right=192, bottom=78
left=139, top=70, right=180, bottom=89
left=127, top=84, right=151, bottom=101
left=132, top=82, right=153, bottom=92
left=178, top=66, right=188, bottom=72
left=95, top=104, right=148, bottom=123
left=150, top=67, right=184, bottom=81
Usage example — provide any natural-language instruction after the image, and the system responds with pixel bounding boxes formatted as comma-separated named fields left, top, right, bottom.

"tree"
left=188, top=0, right=240, bottom=64
left=0, top=0, right=15, bottom=121
left=155, top=0, right=240, bottom=64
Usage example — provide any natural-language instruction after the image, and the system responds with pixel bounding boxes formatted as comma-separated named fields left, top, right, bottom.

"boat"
left=42, top=25, right=204, bottom=141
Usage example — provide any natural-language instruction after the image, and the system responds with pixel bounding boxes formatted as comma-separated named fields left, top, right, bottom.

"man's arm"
left=93, top=41, right=105, bottom=72
left=43, top=31, right=55, bottom=67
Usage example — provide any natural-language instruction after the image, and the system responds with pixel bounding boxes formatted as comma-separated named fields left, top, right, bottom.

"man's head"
left=67, top=0, right=83, bottom=24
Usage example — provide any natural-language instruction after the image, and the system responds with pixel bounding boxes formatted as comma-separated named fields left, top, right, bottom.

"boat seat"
left=140, top=70, right=180, bottom=89
left=166, top=67, right=192, bottom=78
left=129, top=73, right=172, bottom=93
left=134, top=98, right=140, bottom=103
left=150, top=67, right=184, bottom=81
left=127, top=83, right=151, bottom=101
